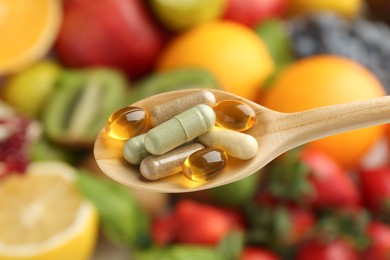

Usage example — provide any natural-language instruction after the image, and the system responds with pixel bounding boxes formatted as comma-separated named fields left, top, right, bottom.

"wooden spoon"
left=94, top=89, right=390, bottom=193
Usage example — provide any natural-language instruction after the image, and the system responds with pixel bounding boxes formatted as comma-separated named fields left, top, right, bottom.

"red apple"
left=222, top=0, right=289, bottom=28
left=55, top=0, right=167, bottom=79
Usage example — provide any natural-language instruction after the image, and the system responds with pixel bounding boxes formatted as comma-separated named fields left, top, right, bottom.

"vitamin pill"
left=105, top=106, right=150, bottom=140
left=151, top=90, right=216, bottom=126
left=183, top=147, right=227, bottom=182
left=198, top=126, right=258, bottom=160
left=213, top=100, right=256, bottom=131
left=140, top=143, right=205, bottom=180
left=144, top=104, right=216, bottom=155
left=123, top=133, right=150, bottom=165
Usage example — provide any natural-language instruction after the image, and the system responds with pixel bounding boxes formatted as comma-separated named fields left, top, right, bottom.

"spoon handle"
left=279, top=95, right=390, bottom=149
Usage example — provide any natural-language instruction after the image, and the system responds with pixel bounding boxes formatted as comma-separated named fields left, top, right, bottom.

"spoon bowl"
left=94, top=89, right=390, bottom=193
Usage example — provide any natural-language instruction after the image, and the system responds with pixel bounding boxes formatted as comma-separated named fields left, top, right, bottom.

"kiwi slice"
left=42, top=68, right=128, bottom=148
left=127, top=67, right=220, bottom=104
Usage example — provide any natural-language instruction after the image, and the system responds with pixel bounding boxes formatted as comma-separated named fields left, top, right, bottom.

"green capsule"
left=151, top=90, right=216, bottom=126
left=123, top=133, right=150, bottom=165
left=145, top=104, right=216, bottom=155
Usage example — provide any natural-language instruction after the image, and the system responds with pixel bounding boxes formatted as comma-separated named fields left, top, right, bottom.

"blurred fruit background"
left=1, top=0, right=390, bottom=259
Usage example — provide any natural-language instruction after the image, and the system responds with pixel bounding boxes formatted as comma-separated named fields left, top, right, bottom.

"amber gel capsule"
left=183, top=147, right=228, bottom=182
left=198, top=126, right=258, bottom=160
left=123, top=133, right=150, bottom=165
left=140, top=143, right=205, bottom=180
left=105, top=106, right=150, bottom=140
left=151, top=90, right=216, bottom=126
left=213, top=100, right=256, bottom=131
left=145, top=104, right=216, bottom=155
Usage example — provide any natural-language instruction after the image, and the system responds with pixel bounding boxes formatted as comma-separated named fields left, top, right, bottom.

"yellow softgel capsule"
left=183, top=147, right=228, bottom=182
left=213, top=100, right=256, bottom=131
left=105, top=106, right=150, bottom=140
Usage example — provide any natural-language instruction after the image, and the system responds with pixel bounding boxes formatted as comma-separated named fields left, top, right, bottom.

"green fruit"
left=255, top=19, right=293, bottom=70
left=29, top=137, right=78, bottom=164
left=135, top=245, right=222, bottom=260
left=77, top=171, right=151, bottom=248
left=149, top=0, right=227, bottom=31
left=208, top=171, right=261, bottom=206
left=255, top=19, right=293, bottom=88
left=1, top=60, right=61, bottom=116
left=42, top=68, right=128, bottom=148
left=128, top=67, right=219, bottom=104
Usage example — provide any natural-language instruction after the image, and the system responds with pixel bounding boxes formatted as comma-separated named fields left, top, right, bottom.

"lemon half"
left=0, top=161, right=98, bottom=260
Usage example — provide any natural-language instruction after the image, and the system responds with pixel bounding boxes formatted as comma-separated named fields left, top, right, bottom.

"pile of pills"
left=104, top=90, right=258, bottom=183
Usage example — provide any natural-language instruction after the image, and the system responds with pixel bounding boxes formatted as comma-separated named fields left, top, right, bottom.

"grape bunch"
left=288, top=12, right=390, bottom=93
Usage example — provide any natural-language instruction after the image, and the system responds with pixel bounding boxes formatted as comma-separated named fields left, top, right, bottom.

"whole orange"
left=261, top=55, right=386, bottom=168
left=156, top=21, right=274, bottom=101
left=0, top=0, right=62, bottom=75
left=386, top=124, right=390, bottom=152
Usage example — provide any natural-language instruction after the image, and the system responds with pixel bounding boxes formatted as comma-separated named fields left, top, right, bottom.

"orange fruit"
left=156, top=21, right=274, bottom=101
left=385, top=123, right=390, bottom=142
left=261, top=55, right=386, bottom=168
left=0, top=0, right=62, bottom=75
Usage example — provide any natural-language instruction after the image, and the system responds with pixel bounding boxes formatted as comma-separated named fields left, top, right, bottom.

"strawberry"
left=173, top=200, right=243, bottom=245
left=245, top=203, right=315, bottom=251
left=301, top=148, right=361, bottom=208
left=296, top=209, right=370, bottom=260
left=359, top=166, right=390, bottom=217
left=288, top=206, right=317, bottom=244
left=296, top=238, right=360, bottom=260
left=240, top=246, right=280, bottom=260
left=151, top=214, right=175, bottom=246
left=364, top=221, right=390, bottom=260
left=263, top=148, right=361, bottom=209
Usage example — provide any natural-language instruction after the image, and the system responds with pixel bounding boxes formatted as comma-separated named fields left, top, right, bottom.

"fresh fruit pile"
left=1, top=0, right=390, bottom=259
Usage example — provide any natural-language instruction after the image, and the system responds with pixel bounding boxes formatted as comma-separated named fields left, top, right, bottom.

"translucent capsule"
left=150, top=90, right=216, bottom=126
left=123, top=133, right=150, bottom=165
left=140, top=143, right=205, bottom=181
left=198, top=126, right=258, bottom=160
left=145, top=104, right=216, bottom=155
left=213, top=100, right=256, bottom=131
left=183, top=147, right=227, bottom=182
left=105, top=106, right=150, bottom=140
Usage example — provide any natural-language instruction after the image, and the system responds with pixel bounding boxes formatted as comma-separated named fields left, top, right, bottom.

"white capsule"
left=123, top=133, right=150, bottom=165
left=197, top=126, right=258, bottom=160
left=145, top=104, right=216, bottom=155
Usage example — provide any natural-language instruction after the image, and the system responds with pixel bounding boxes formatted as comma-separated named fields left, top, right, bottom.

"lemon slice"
left=0, top=161, right=98, bottom=260
left=0, top=0, right=62, bottom=75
